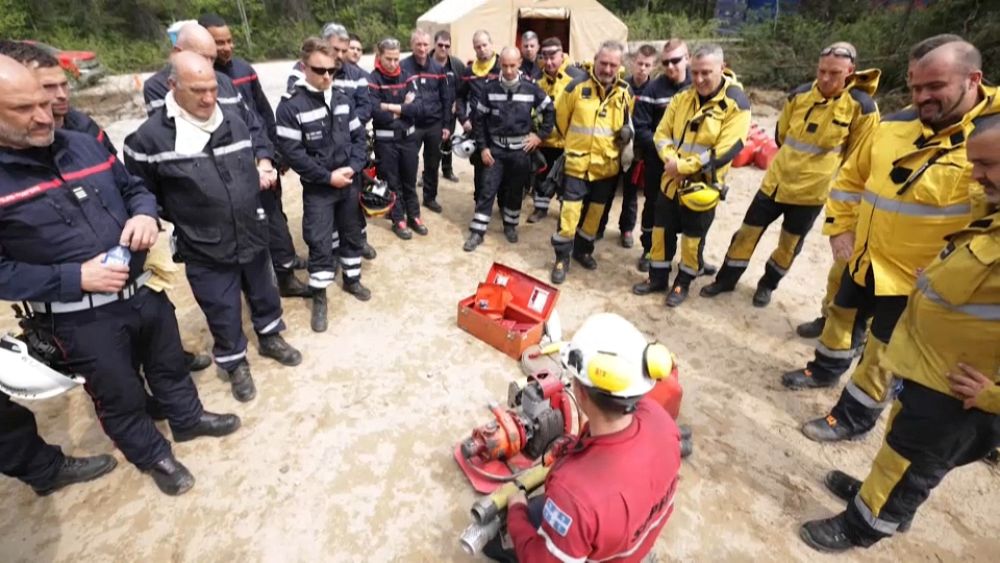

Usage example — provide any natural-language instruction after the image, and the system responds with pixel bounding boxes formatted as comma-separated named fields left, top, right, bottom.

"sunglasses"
left=437, top=42, right=451, bottom=48
left=309, top=66, right=338, bottom=76
left=820, top=47, right=855, bottom=62
left=662, top=56, right=685, bottom=67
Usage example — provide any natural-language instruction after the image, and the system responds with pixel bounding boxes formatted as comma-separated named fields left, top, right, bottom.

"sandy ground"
left=2, top=61, right=998, bottom=562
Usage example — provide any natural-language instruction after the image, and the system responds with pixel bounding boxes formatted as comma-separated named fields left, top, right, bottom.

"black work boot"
left=504, top=225, right=519, bottom=243
left=801, top=414, right=864, bottom=443
left=550, top=258, right=570, bottom=284
left=147, top=455, right=195, bottom=496
left=799, top=513, right=855, bottom=553
left=172, top=412, right=242, bottom=443
left=32, top=454, right=118, bottom=496
left=443, top=169, right=459, bottom=182
left=572, top=252, right=598, bottom=270
left=392, top=221, right=413, bottom=240
left=408, top=217, right=429, bottom=236
left=701, top=263, right=718, bottom=276
left=527, top=208, right=547, bottom=223
left=361, top=243, right=377, bottom=260
left=632, top=278, right=669, bottom=295
left=637, top=254, right=650, bottom=272
left=277, top=272, right=312, bottom=298
left=311, top=288, right=328, bottom=333
left=797, top=316, right=827, bottom=339
left=824, top=470, right=862, bottom=502
left=344, top=280, right=371, bottom=302
left=699, top=281, right=735, bottom=298
left=227, top=361, right=257, bottom=402
left=423, top=199, right=443, bottom=213
left=184, top=350, right=212, bottom=372
left=665, top=282, right=690, bottom=308
left=752, top=284, right=773, bottom=308
left=620, top=231, right=634, bottom=248
left=258, top=334, right=302, bottom=366
left=463, top=232, right=484, bottom=252
left=781, top=368, right=839, bottom=390
left=291, top=255, right=308, bottom=270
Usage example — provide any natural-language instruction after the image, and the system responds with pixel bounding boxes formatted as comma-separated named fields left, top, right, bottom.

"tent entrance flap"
left=517, top=10, right=570, bottom=55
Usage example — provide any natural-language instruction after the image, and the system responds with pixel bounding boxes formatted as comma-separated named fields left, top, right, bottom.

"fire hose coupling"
left=470, top=465, right=550, bottom=525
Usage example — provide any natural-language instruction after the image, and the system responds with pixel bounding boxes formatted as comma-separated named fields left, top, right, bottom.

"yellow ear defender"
left=643, top=342, right=673, bottom=381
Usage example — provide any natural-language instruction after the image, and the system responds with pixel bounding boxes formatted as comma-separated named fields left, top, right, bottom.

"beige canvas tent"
left=417, top=0, right=628, bottom=64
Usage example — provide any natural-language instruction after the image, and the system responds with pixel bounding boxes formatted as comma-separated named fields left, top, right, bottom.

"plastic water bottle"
left=102, top=245, right=132, bottom=267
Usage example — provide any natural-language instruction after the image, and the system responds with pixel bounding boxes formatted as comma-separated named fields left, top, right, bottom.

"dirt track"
left=1, top=61, right=998, bottom=562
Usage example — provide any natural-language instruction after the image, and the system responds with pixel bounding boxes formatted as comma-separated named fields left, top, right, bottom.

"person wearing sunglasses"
left=630, top=38, right=691, bottom=273
left=780, top=35, right=999, bottom=449
left=276, top=37, right=371, bottom=333
left=432, top=30, right=466, bottom=184
left=701, top=41, right=878, bottom=316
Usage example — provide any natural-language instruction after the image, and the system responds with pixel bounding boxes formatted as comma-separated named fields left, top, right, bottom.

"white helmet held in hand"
left=452, top=134, right=476, bottom=159
left=0, top=334, right=84, bottom=400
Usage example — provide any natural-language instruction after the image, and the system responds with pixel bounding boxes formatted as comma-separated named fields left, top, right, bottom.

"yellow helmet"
left=678, top=182, right=722, bottom=212
left=562, top=313, right=673, bottom=399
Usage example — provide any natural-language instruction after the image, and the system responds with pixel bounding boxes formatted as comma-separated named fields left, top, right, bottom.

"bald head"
left=910, top=34, right=981, bottom=72
left=175, top=23, right=217, bottom=62
left=168, top=51, right=218, bottom=120
left=499, top=47, right=522, bottom=81
left=0, top=54, right=55, bottom=149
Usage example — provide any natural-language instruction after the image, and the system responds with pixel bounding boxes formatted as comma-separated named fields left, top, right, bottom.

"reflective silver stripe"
left=375, top=130, right=396, bottom=139
left=340, top=256, right=362, bottom=266
left=511, top=93, right=535, bottom=103
left=649, top=260, right=671, bottom=268
left=575, top=228, right=595, bottom=242
left=331, top=232, right=340, bottom=241
left=308, top=271, right=336, bottom=288
left=470, top=221, right=488, bottom=232
left=816, top=341, right=856, bottom=360
left=214, top=350, right=247, bottom=363
left=259, top=317, right=282, bottom=335
left=333, top=104, right=350, bottom=115
left=276, top=126, right=302, bottom=140
left=534, top=198, right=550, bottom=208
left=297, top=107, right=328, bottom=124
left=765, top=258, right=788, bottom=277
left=845, top=379, right=888, bottom=409
left=679, top=141, right=711, bottom=154
left=551, top=233, right=572, bottom=243
left=28, top=271, right=151, bottom=314
left=829, top=189, right=862, bottom=203
left=146, top=99, right=166, bottom=111
left=697, top=151, right=712, bottom=165
left=784, top=136, right=843, bottom=155
left=918, top=275, right=1000, bottom=320
left=724, top=259, right=750, bottom=268
left=217, top=96, right=241, bottom=105
left=636, top=95, right=672, bottom=105
left=536, top=528, right=586, bottom=563
left=502, top=209, right=520, bottom=221
left=569, top=124, right=615, bottom=137
left=349, top=118, right=362, bottom=131
left=213, top=139, right=253, bottom=157
left=474, top=213, right=491, bottom=222
left=538, top=97, right=552, bottom=110
left=853, top=495, right=900, bottom=535
left=342, top=268, right=361, bottom=278
left=655, top=138, right=673, bottom=152
left=122, top=145, right=207, bottom=163
left=862, top=190, right=971, bottom=217
left=679, top=264, right=699, bottom=276
left=476, top=102, right=490, bottom=114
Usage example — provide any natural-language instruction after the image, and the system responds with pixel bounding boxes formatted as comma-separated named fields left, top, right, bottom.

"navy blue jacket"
left=457, top=56, right=501, bottom=124
left=124, top=106, right=271, bottom=266
left=0, top=131, right=158, bottom=302
left=399, top=55, right=453, bottom=128
left=473, top=79, right=554, bottom=149
left=63, top=108, right=117, bottom=156
left=285, top=61, right=373, bottom=124
left=368, top=67, right=425, bottom=140
left=215, top=57, right=277, bottom=145
left=633, top=71, right=691, bottom=158
left=275, top=84, right=366, bottom=190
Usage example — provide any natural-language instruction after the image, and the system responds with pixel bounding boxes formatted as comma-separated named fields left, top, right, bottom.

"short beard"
left=0, top=120, right=54, bottom=149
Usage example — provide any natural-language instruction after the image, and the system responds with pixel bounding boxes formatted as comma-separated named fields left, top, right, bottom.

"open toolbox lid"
left=478, top=262, right=559, bottom=322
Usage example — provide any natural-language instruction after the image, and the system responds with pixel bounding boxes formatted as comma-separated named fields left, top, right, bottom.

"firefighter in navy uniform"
left=596, top=44, right=658, bottom=249
left=631, top=39, right=691, bottom=271
left=527, top=37, right=586, bottom=224
left=0, top=55, right=240, bottom=496
left=485, top=313, right=682, bottom=562
left=518, top=31, right=542, bottom=81
left=369, top=38, right=426, bottom=239
left=463, top=48, right=554, bottom=252
left=124, top=53, right=303, bottom=403
left=432, top=30, right=465, bottom=184
left=634, top=44, right=751, bottom=307
left=401, top=28, right=453, bottom=214
left=701, top=43, right=879, bottom=308
left=798, top=113, right=1000, bottom=554
left=782, top=36, right=1000, bottom=444
left=549, top=41, right=634, bottom=285
left=277, top=38, right=369, bottom=333
left=456, top=30, right=501, bottom=203
left=200, top=13, right=311, bottom=298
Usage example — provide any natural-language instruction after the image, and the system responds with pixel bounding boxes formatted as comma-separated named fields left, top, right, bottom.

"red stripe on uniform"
left=231, top=74, right=258, bottom=86
left=369, top=82, right=409, bottom=91
left=0, top=155, right=115, bottom=208
left=96, top=130, right=106, bottom=142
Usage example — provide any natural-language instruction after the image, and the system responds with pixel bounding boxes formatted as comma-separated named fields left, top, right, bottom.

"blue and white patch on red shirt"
left=543, top=498, right=573, bottom=537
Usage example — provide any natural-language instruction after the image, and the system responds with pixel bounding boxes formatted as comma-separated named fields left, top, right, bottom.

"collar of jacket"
left=0, top=130, right=74, bottom=169
left=806, top=67, right=882, bottom=104
left=917, top=84, right=999, bottom=147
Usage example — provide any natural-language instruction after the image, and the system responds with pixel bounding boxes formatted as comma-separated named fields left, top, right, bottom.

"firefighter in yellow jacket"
left=798, top=112, right=1000, bottom=553
left=548, top=40, right=634, bottom=284
left=782, top=35, right=1000, bottom=442
left=632, top=44, right=751, bottom=307
left=700, top=43, right=879, bottom=309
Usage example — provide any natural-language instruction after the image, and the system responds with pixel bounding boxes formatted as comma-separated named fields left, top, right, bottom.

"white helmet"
left=452, top=134, right=476, bottom=159
left=0, top=334, right=84, bottom=400
left=561, top=313, right=672, bottom=399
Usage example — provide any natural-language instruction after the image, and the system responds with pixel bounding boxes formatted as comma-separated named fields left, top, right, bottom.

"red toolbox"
left=457, top=263, right=560, bottom=360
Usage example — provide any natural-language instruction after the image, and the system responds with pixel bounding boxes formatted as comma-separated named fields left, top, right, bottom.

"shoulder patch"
left=849, top=89, right=878, bottom=115
left=726, top=85, right=751, bottom=111
left=787, top=82, right=813, bottom=100
left=883, top=107, right=919, bottom=122
left=542, top=498, right=574, bottom=537
left=564, top=73, right=589, bottom=93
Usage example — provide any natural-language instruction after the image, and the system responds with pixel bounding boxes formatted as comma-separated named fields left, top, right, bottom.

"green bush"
left=623, top=10, right=719, bottom=41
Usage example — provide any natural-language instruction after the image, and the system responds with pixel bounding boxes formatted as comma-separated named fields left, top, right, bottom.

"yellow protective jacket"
left=881, top=210, right=1000, bottom=413
left=555, top=67, right=634, bottom=182
left=653, top=71, right=752, bottom=198
left=824, top=84, right=1000, bottom=295
left=540, top=59, right=586, bottom=149
left=763, top=69, right=880, bottom=205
